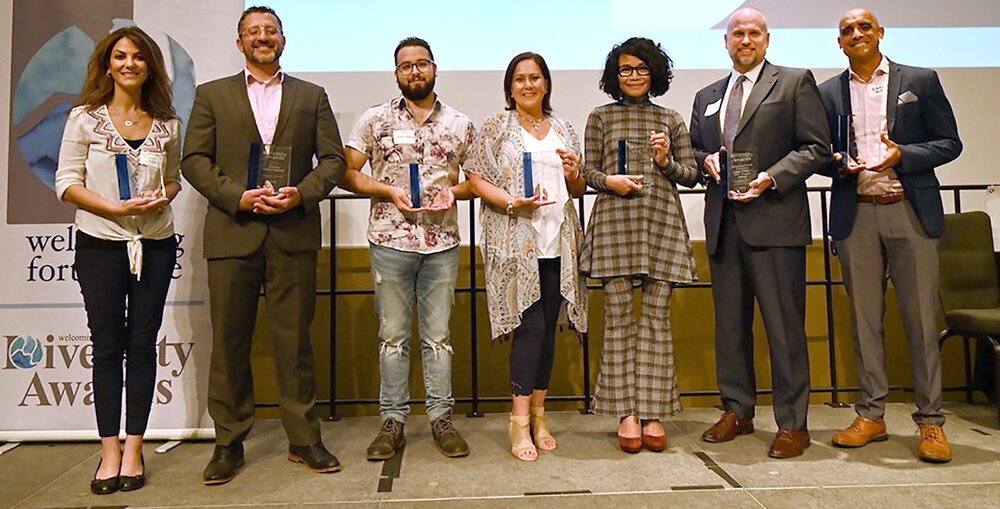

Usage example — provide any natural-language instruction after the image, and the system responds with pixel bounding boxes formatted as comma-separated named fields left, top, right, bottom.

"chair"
left=938, top=211, right=1000, bottom=427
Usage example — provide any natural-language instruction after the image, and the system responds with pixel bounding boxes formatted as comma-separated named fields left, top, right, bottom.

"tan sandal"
left=509, top=414, right=537, bottom=461
left=529, top=406, right=557, bottom=450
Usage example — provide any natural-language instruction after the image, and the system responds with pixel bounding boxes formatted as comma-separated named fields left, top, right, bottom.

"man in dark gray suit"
left=182, top=6, right=346, bottom=484
left=689, top=7, right=830, bottom=459
left=818, top=8, right=961, bottom=463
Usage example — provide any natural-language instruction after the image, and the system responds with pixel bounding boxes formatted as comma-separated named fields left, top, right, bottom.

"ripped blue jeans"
left=369, top=243, right=458, bottom=423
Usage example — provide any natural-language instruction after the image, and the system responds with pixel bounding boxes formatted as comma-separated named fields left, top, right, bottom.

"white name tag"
left=393, top=129, right=417, bottom=145
left=704, top=99, right=722, bottom=117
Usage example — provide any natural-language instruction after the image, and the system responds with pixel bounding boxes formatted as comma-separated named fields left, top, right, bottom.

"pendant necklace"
left=519, top=112, right=544, bottom=131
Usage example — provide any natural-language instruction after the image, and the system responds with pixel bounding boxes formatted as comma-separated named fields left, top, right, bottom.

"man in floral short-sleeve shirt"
left=341, top=37, right=475, bottom=461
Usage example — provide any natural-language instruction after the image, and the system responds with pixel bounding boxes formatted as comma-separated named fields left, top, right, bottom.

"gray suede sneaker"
left=431, top=412, right=469, bottom=458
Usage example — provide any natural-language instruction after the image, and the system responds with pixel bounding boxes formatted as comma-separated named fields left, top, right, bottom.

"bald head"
left=837, top=8, right=884, bottom=67
left=839, top=8, right=879, bottom=30
left=725, top=8, right=770, bottom=73
left=728, top=8, right=768, bottom=33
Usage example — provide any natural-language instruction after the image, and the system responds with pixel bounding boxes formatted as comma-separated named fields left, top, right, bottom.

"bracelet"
left=506, top=195, right=515, bottom=216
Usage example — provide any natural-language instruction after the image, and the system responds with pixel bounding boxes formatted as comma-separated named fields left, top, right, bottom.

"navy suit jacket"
left=818, top=60, right=962, bottom=240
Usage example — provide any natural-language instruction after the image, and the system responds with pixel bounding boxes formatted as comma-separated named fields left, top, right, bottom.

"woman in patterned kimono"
left=466, top=52, right=588, bottom=461
left=580, top=37, right=699, bottom=453
left=55, top=27, right=180, bottom=493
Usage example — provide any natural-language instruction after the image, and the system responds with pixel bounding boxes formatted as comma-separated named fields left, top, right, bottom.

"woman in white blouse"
left=466, top=53, right=588, bottom=461
left=55, top=26, right=181, bottom=495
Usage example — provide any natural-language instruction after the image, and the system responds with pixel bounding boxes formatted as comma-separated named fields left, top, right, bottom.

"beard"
left=397, top=74, right=435, bottom=101
left=245, top=41, right=283, bottom=66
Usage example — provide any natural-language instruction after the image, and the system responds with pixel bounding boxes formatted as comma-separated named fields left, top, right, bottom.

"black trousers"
left=75, top=231, right=176, bottom=437
left=510, top=258, right=563, bottom=396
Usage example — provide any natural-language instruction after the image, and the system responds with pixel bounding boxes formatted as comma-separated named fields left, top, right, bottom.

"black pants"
left=510, top=258, right=563, bottom=396
left=75, top=231, right=176, bottom=437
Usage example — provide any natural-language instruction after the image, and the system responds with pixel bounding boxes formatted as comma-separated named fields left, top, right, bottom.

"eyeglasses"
left=241, top=25, right=280, bottom=37
left=618, top=65, right=651, bottom=77
left=396, top=59, right=434, bottom=74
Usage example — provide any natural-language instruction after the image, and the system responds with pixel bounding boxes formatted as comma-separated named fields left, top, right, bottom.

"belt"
left=857, top=192, right=905, bottom=205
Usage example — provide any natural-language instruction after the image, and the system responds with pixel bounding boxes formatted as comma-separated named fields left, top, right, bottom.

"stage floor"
left=3, top=402, right=999, bottom=508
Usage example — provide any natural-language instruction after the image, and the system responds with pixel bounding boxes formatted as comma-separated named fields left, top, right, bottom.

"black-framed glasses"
left=396, top=59, right=434, bottom=74
left=618, top=65, right=651, bottom=77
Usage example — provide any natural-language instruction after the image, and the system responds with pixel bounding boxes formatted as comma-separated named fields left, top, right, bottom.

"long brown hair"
left=77, top=26, right=176, bottom=120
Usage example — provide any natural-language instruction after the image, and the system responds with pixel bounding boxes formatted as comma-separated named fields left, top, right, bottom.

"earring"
left=106, top=70, right=112, bottom=78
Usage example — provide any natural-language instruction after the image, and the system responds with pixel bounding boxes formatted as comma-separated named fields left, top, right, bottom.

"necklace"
left=110, top=106, right=145, bottom=127
left=518, top=112, right=545, bottom=131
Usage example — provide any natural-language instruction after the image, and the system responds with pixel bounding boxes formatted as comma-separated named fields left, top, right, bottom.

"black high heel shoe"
left=119, top=454, right=145, bottom=492
left=90, top=459, right=119, bottom=495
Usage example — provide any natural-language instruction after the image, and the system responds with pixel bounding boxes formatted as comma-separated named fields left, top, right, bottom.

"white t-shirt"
left=521, top=127, right=568, bottom=258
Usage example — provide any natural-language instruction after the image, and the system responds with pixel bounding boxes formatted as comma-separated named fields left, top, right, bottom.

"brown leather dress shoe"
left=768, top=429, right=811, bottom=459
left=832, top=415, right=888, bottom=448
left=702, top=411, right=754, bottom=443
left=917, top=423, right=952, bottom=463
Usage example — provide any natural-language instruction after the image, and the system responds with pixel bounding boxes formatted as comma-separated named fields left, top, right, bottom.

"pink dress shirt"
left=245, top=68, right=284, bottom=146
left=850, top=56, right=902, bottom=196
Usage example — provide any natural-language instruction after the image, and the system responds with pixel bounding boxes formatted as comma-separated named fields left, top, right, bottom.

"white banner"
left=0, top=0, right=244, bottom=441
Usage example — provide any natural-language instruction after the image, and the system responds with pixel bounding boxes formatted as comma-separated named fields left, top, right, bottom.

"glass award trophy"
left=725, top=151, right=758, bottom=196
left=115, top=153, right=165, bottom=200
left=522, top=151, right=561, bottom=199
left=409, top=163, right=421, bottom=208
left=617, top=139, right=651, bottom=176
left=617, top=140, right=628, bottom=175
left=521, top=152, right=534, bottom=197
left=834, top=114, right=854, bottom=166
left=247, top=143, right=292, bottom=191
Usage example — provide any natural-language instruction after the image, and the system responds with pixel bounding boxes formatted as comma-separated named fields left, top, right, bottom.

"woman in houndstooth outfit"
left=580, top=37, right=699, bottom=453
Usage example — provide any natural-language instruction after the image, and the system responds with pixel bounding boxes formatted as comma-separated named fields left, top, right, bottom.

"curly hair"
left=599, top=37, right=674, bottom=101
left=77, top=26, right=176, bottom=120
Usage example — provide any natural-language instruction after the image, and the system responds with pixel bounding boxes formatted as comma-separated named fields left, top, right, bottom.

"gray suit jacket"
left=690, top=61, right=831, bottom=256
left=182, top=72, right=346, bottom=259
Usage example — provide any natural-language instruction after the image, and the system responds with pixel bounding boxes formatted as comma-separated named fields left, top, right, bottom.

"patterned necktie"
left=723, top=74, right=747, bottom=151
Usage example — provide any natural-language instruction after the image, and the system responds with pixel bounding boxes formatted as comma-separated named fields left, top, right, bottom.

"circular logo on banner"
left=9, top=336, right=43, bottom=369
left=13, top=20, right=196, bottom=191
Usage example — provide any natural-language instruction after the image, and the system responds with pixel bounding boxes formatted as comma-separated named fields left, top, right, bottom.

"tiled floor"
left=2, top=402, right=999, bottom=508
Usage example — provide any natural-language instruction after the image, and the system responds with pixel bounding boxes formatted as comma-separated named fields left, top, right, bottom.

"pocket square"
left=705, top=99, right=722, bottom=117
left=897, top=90, right=918, bottom=105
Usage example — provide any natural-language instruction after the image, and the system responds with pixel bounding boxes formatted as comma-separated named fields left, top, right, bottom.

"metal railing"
left=254, top=184, right=994, bottom=418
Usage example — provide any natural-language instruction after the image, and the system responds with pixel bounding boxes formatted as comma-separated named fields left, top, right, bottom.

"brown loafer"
left=832, top=416, right=888, bottom=448
left=702, top=411, right=754, bottom=443
left=917, top=423, right=952, bottom=463
left=768, top=429, right=811, bottom=459
left=618, top=416, right=642, bottom=453
left=641, top=419, right=668, bottom=452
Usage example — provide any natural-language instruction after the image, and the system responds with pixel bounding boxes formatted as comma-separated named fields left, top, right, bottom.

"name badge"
left=393, top=129, right=417, bottom=145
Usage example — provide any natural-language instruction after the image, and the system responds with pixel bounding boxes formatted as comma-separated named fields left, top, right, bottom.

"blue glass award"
left=523, top=152, right=534, bottom=197
left=617, top=140, right=628, bottom=175
left=409, top=163, right=421, bottom=208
